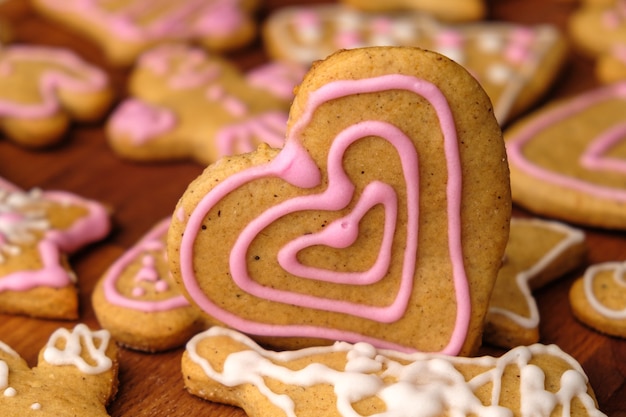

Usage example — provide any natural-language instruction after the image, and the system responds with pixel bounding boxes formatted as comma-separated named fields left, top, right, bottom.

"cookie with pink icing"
left=505, top=82, right=626, bottom=230
left=182, top=326, right=606, bottom=417
left=168, top=46, right=511, bottom=355
left=339, top=0, right=485, bottom=22
left=31, top=0, right=258, bottom=67
left=569, top=1, right=626, bottom=83
left=0, top=324, right=119, bottom=416
left=106, top=43, right=306, bottom=164
left=92, top=218, right=208, bottom=352
left=485, top=218, right=586, bottom=349
left=570, top=260, right=626, bottom=338
left=263, top=4, right=567, bottom=124
left=0, top=177, right=111, bottom=319
left=0, top=45, right=113, bottom=148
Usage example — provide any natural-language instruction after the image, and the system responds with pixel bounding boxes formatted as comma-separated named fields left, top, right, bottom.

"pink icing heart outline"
left=506, top=82, right=626, bottom=202
left=276, top=180, right=397, bottom=285
left=179, top=74, right=470, bottom=354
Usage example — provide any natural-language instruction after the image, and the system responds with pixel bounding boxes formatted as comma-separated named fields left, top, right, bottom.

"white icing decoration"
left=583, top=260, right=626, bottom=319
left=43, top=324, right=112, bottom=374
left=187, top=327, right=606, bottom=417
left=489, top=218, right=585, bottom=329
left=3, top=387, right=16, bottom=397
left=0, top=188, right=50, bottom=263
left=31, top=402, right=41, bottom=410
left=0, top=361, right=8, bottom=391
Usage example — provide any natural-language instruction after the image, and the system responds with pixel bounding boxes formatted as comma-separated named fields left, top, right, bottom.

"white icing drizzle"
left=583, top=261, right=626, bottom=319
left=0, top=341, right=18, bottom=396
left=187, top=327, right=606, bottom=417
left=42, top=324, right=112, bottom=374
left=489, top=218, right=585, bottom=329
left=0, top=360, right=8, bottom=391
left=0, top=188, right=50, bottom=263
left=3, top=387, right=16, bottom=397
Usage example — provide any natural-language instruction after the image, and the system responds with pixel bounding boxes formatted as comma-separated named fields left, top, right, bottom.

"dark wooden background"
left=0, top=0, right=624, bottom=416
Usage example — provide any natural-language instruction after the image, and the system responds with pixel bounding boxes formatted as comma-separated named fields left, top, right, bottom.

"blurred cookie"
left=264, top=4, right=567, bottom=124
left=0, top=177, right=110, bottom=319
left=0, top=45, right=113, bottom=147
left=505, top=82, right=626, bottom=229
left=31, top=0, right=258, bottom=66
left=485, top=218, right=586, bottom=349
left=107, top=44, right=305, bottom=164
left=339, top=0, right=485, bottom=21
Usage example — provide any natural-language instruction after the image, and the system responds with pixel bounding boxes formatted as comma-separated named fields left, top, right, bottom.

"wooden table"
left=0, top=0, right=624, bottom=416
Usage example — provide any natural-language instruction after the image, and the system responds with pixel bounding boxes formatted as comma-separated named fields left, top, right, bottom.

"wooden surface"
left=0, top=0, right=624, bottom=416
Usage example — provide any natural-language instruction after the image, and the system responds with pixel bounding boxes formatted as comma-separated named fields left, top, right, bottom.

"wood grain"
left=0, top=0, right=625, bottom=416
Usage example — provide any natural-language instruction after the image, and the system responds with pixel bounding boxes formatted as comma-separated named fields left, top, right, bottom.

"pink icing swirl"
left=179, top=74, right=469, bottom=354
left=506, top=82, right=626, bottom=202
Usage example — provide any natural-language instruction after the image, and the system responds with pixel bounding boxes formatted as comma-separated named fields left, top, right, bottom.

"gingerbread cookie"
left=570, top=260, right=626, bottom=338
left=263, top=4, right=567, bottom=124
left=0, top=324, right=119, bottom=416
left=106, top=44, right=305, bottom=164
left=0, top=45, right=113, bottom=148
left=339, top=0, right=485, bottom=22
left=182, top=326, right=606, bottom=417
left=0, top=177, right=110, bottom=319
left=505, top=82, right=626, bottom=230
left=31, top=0, right=258, bottom=67
left=168, top=46, right=511, bottom=355
left=596, top=43, right=626, bottom=83
left=485, top=218, right=586, bottom=349
left=93, top=218, right=207, bottom=352
left=569, top=0, right=626, bottom=58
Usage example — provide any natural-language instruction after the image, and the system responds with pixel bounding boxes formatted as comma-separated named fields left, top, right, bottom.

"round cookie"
left=505, top=82, right=626, bottom=230
left=570, top=260, right=626, bottom=338
left=168, top=46, right=511, bottom=356
left=339, top=0, right=485, bottom=22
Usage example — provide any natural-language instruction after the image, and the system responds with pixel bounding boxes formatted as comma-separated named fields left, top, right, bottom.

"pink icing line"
left=180, top=74, right=469, bottom=354
left=103, top=218, right=190, bottom=312
left=506, top=82, right=626, bottom=202
left=580, top=122, right=626, bottom=174
left=215, top=111, right=287, bottom=156
left=277, top=181, right=397, bottom=285
left=108, top=99, right=177, bottom=145
left=0, top=45, right=108, bottom=119
left=37, top=0, right=246, bottom=41
left=0, top=186, right=110, bottom=292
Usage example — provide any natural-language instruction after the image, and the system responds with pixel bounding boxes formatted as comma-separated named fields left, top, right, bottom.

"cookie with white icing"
left=570, top=260, right=626, bottom=338
left=505, top=82, right=626, bottom=230
left=93, top=218, right=208, bottom=352
left=485, top=218, right=586, bottom=349
left=182, top=326, right=606, bottom=417
left=31, top=0, right=258, bottom=66
left=0, top=324, right=119, bottom=416
left=0, top=45, right=113, bottom=148
left=106, top=44, right=306, bottom=164
left=0, top=177, right=111, bottom=319
left=263, top=4, right=567, bottom=125
left=168, top=46, right=511, bottom=355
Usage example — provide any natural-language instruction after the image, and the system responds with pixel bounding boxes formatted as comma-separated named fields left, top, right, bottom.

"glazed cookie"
left=339, top=0, right=485, bottom=22
left=484, top=218, right=586, bottom=349
left=0, top=45, right=113, bottom=148
left=0, top=324, right=119, bottom=416
left=168, top=46, right=511, bottom=355
left=263, top=4, right=567, bottom=124
left=182, top=326, right=606, bottom=417
left=570, top=260, right=626, bottom=338
left=93, top=218, right=207, bottom=352
left=31, top=0, right=258, bottom=67
left=107, top=44, right=305, bottom=164
left=0, top=177, right=110, bottom=319
left=505, top=82, right=626, bottom=230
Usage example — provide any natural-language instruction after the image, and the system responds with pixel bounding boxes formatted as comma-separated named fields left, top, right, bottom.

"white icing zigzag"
left=186, top=327, right=606, bottom=417
left=43, top=324, right=112, bottom=374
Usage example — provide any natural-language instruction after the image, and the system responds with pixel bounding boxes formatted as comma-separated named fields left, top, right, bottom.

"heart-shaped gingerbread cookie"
left=168, top=47, right=511, bottom=355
